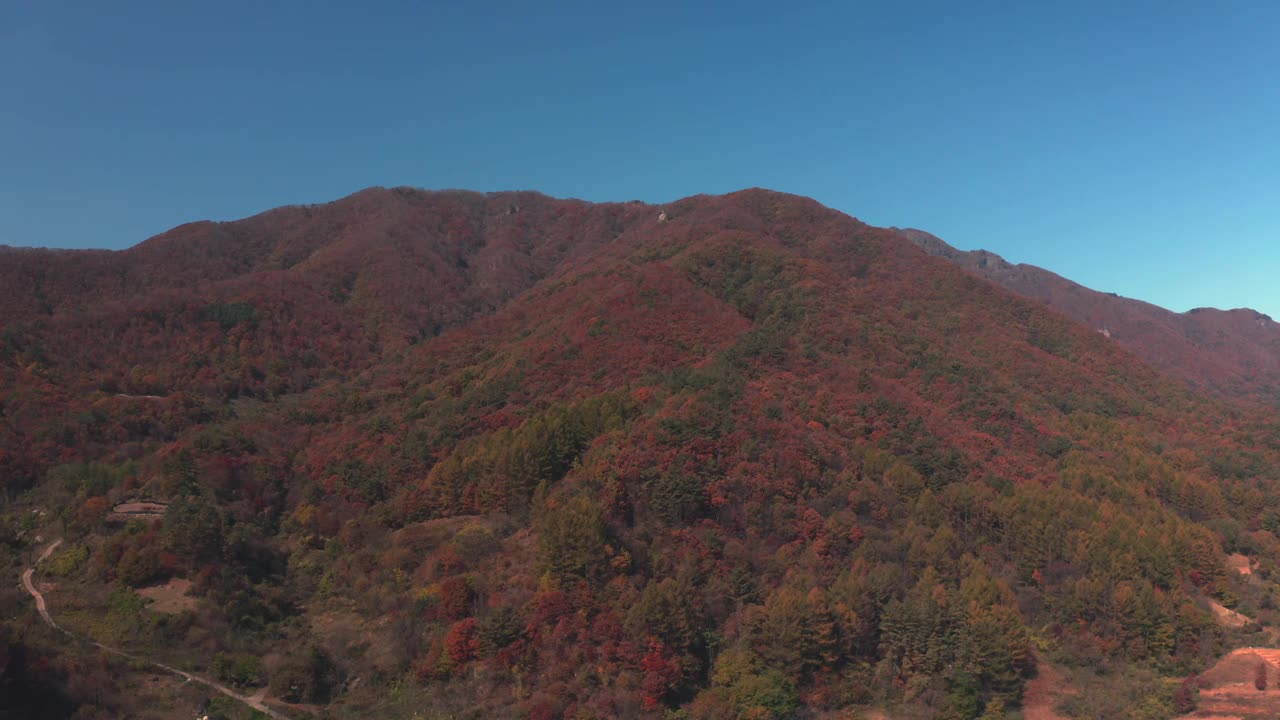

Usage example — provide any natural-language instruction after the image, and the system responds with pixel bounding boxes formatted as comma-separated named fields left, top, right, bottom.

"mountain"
left=4, top=188, right=1280, bottom=720
left=896, top=227, right=1280, bottom=402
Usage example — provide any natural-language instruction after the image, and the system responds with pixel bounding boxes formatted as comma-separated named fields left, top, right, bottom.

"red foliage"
left=848, top=524, right=865, bottom=546
left=10, top=187, right=1280, bottom=717
left=524, top=700, right=559, bottom=720
left=76, top=496, right=109, bottom=527
left=640, top=642, right=681, bottom=710
left=529, top=589, right=571, bottom=628
left=444, top=618, right=479, bottom=666
left=438, top=576, right=473, bottom=620
left=432, top=546, right=464, bottom=577
left=1174, top=675, right=1198, bottom=712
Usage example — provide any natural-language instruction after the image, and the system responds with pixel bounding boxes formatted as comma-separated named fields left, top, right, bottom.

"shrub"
left=47, top=544, right=90, bottom=576
left=212, top=652, right=263, bottom=688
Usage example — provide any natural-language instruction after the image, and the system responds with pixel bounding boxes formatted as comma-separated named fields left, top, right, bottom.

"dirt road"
left=21, top=538, right=63, bottom=629
left=21, top=539, right=287, bottom=719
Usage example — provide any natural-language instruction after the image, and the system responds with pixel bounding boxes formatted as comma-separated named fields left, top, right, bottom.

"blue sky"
left=3, top=1, right=1279, bottom=317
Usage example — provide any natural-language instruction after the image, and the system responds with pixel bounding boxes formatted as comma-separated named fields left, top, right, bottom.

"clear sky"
left=3, top=1, right=1279, bottom=317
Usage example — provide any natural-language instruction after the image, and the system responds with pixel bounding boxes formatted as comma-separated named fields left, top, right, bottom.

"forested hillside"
left=4, top=188, right=1280, bottom=719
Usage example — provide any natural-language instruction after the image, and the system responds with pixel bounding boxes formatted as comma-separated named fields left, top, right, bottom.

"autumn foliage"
left=5, top=187, right=1280, bottom=718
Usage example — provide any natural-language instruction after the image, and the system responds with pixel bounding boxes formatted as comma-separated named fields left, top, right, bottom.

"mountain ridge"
left=896, top=226, right=1280, bottom=400
left=895, top=226, right=1275, bottom=320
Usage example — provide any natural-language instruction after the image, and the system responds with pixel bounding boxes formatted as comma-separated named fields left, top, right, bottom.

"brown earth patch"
left=1192, top=648, right=1280, bottom=719
left=109, top=500, right=169, bottom=523
left=1229, top=553, right=1253, bottom=576
left=112, top=500, right=167, bottom=514
left=1022, top=654, right=1073, bottom=720
left=138, top=578, right=197, bottom=614
left=309, top=609, right=402, bottom=674
left=1211, top=600, right=1254, bottom=629
left=391, top=515, right=485, bottom=552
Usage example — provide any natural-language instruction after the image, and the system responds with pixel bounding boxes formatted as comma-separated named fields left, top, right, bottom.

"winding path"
left=1021, top=654, right=1071, bottom=720
left=22, top=539, right=287, bottom=719
left=21, top=538, right=62, bottom=628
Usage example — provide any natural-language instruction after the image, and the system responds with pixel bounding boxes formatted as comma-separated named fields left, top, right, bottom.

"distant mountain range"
left=896, top=227, right=1280, bottom=402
